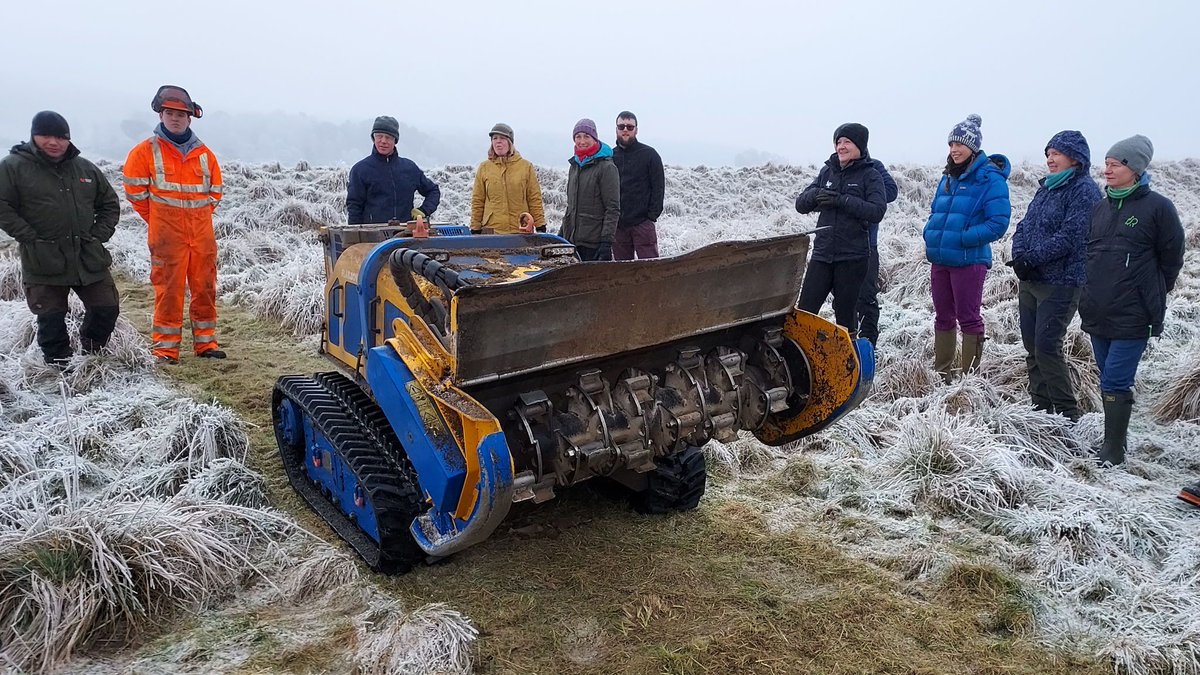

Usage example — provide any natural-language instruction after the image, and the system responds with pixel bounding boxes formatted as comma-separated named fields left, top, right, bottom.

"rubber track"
left=632, top=445, right=707, bottom=514
left=274, top=374, right=426, bottom=574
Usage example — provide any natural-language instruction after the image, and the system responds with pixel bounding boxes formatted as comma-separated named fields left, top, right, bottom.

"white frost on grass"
left=84, top=156, right=1200, bottom=673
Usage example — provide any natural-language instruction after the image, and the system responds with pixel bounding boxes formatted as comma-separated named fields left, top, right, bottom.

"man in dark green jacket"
left=0, top=111, right=121, bottom=366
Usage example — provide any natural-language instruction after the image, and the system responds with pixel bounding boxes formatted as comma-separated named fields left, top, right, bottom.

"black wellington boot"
left=1097, top=391, right=1134, bottom=466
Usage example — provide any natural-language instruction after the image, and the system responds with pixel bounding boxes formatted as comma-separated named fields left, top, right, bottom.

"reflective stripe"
left=210, top=185, right=223, bottom=194
left=149, top=193, right=212, bottom=209
left=149, top=138, right=212, bottom=193
left=152, top=325, right=183, bottom=335
left=127, top=192, right=150, bottom=202
left=192, top=321, right=217, bottom=329
left=193, top=335, right=217, bottom=344
left=199, top=153, right=211, bottom=193
left=153, top=340, right=181, bottom=349
left=123, top=177, right=151, bottom=186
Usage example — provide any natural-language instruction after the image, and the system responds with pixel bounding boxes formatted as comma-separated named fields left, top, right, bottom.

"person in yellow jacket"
left=470, top=123, right=546, bottom=234
left=122, top=85, right=225, bottom=364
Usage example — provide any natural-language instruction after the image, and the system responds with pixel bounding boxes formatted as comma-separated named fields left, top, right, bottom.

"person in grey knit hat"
left=347, top=115, right=440, bottom=224
left=1079, top=134, right=1184, bottom=467
left=1104, top=134, right=1153, bottom=177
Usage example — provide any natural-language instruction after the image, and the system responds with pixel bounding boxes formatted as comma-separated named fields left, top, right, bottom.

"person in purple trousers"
left=922, top=115, right=1012, bottom=382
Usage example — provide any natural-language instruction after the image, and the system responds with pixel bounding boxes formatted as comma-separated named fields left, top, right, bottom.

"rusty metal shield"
left=451, top=234, right=810, bottom=386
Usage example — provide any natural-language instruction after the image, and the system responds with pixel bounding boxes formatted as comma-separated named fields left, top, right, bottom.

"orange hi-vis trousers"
left=123, top=135, right=224, bottom=359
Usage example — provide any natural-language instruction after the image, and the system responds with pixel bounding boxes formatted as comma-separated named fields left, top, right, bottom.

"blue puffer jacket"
left=347, top=149, right=440, bottom=225
left=1011, top=132, right=1102, bottom=286
left=923, top=152, right=1012, bottom=268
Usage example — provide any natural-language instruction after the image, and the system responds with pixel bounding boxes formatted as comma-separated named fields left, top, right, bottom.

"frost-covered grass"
left=0, top=285, right=478, bottom=673
left=16, top=156, right=1195, bottom=673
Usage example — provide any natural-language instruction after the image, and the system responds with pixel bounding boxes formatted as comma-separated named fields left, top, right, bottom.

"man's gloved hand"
left=815, top=188, right=841, bottom=209
left=1006, top=258, right=1034, bottom=281
left=594, top=242, right=613, bottom=261
left=411, top=208, right=426, bottom=221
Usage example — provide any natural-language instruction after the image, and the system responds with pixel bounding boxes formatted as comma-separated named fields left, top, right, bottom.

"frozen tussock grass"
left=1153, top=353, right=1200, bottom=423
left=0, top=252, right=23, bottom=300
left=876, top=407, right=1025, bottom=515
left=0, top=303, right=301, bottom=673
left=354, top=600, right=478, bottom=675
left=0, top=497, right=297, bottom=674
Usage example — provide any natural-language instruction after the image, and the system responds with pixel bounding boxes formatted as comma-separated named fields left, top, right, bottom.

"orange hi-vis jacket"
left=122, top=134, right=223, bottom=359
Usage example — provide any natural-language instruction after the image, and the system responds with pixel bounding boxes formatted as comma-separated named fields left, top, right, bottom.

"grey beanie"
left=489, top=122, right=514, bottom=142
left=371, top=115, right=400, bottom=141
left=1106, top=134, right=1153, bottom=176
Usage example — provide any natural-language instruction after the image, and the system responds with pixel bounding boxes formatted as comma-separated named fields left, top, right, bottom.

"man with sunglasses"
left=123, top=85, right=226, bottom=364
left=612, top=111, right=665, bottom=260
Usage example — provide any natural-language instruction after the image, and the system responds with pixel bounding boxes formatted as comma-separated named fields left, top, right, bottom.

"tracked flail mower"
left=272, top=221, right=874, bottom=573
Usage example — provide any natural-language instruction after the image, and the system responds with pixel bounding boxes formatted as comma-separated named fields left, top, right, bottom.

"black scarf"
left=944, top=152, right=974, bottom=179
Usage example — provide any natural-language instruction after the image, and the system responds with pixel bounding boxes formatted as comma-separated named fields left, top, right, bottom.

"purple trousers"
left=613, top=220, right=659, bottom=260
left=931, top=263, right=987, bottom=334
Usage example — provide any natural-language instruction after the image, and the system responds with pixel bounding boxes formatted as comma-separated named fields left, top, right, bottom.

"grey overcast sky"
left=1, top=0, right=1195, bottom=165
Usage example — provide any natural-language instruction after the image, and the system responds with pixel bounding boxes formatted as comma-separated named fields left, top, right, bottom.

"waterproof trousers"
left=856, top=245, right=881, bottom=345
left=150, top=232, right=219, bottom=359
left=1018, top=281, right=1081, bottom=419
left=24, top=274, right=120, bottom=365
left=798, top=258, right=869, bottom=332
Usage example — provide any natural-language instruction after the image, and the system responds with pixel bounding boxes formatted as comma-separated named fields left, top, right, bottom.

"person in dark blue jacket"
left=1008, top=130, right=1102, bottom=421
left=855, top=156, right=898, bottom=346
left=796, top=123, right=888, bottom=332
left=346, top=115, right=440, bottom=225
left=922, top=115, right=1011, bottom=382
left=1079, top=135, right=1184, bottom=466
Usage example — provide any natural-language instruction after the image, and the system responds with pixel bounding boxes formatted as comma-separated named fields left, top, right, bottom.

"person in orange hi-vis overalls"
left=123, top=85, right=225, bottom=364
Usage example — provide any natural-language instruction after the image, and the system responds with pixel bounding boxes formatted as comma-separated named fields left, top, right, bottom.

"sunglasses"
left=616, top=124, right=637, bottom=131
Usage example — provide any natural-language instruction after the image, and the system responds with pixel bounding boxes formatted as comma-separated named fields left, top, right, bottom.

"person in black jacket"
left=347, top=116, right=440, bottom=225
left=612, top=111, right=665, bottom=260
left=855, top=157, right=898, bottom=346
left=795, top=123, right=887, bottom=332
left=1078, top=135, right=1184, bottom=466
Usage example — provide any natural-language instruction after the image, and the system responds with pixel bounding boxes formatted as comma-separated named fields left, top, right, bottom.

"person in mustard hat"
left=470, top=123, right=545, bottom=234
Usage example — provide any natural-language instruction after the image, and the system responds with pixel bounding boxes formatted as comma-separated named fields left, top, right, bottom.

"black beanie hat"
left=834, top=122, right=868, bottom=154
left=31, top=111, right=70, bottom=140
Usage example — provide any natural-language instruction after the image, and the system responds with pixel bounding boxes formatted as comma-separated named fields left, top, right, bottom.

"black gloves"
left=594, top=242, right=613, bottom=261
left=815, top=188, right=841, bottom=209
left=1006, top=258, right=1034, bottom=281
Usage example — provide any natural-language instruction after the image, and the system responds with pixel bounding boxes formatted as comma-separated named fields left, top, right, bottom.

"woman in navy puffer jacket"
left=1008, top=131, right=1101, bottom=420
left=922, top=114, right=1011, bottom=382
